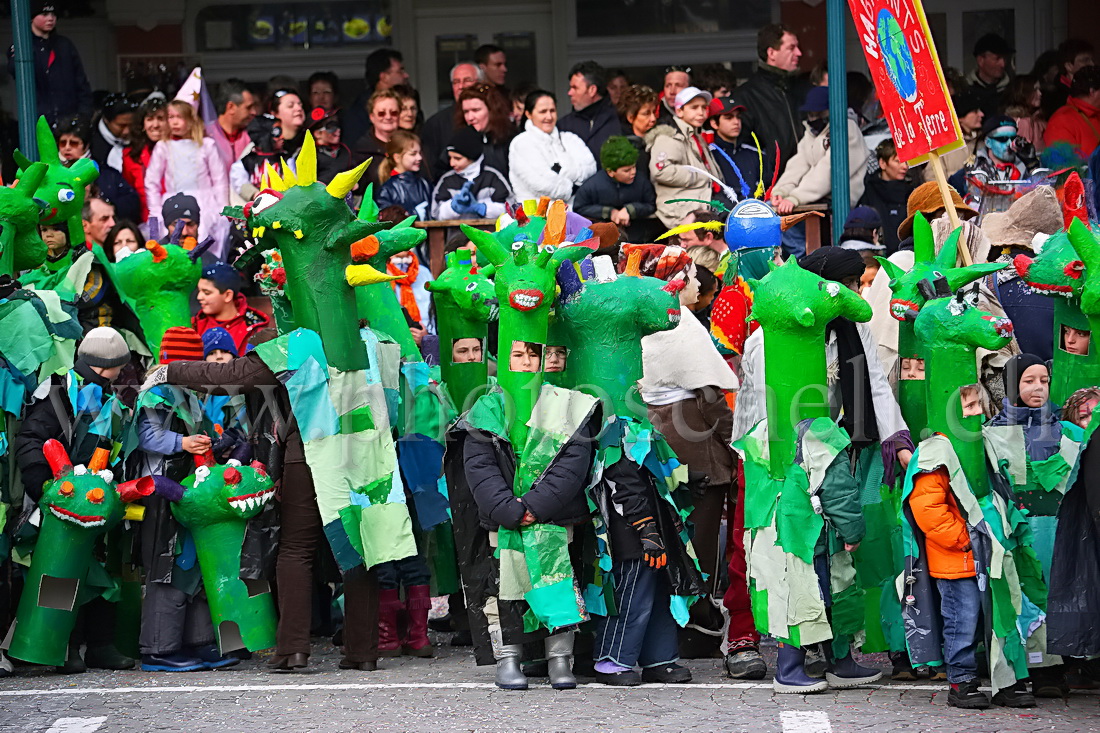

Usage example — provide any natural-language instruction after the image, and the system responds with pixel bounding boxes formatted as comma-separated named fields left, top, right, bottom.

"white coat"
left=508, top=120, right=597, bottom=205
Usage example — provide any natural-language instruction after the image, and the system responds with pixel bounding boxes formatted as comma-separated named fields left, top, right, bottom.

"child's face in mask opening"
left=509, top=342, right=541, bottom=373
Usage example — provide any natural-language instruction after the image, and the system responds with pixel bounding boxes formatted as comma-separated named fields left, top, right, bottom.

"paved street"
left=1, top=637, right=1097, bottom=732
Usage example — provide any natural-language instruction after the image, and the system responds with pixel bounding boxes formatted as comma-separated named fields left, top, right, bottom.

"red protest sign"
left=848, top=0, right=963, bottom=165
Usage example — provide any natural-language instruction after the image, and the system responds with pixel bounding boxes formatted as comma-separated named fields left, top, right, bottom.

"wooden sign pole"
left=927, top=149, right=972, bottom=266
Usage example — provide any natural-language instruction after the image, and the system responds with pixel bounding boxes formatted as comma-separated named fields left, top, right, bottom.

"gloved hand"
left=451, top=181, right=475, bottom=211
left=632, top=517, right=667, bottom=569
left=1013, top=138, right=1041, bottom=172
left=685, top=470, right=710, bottom=499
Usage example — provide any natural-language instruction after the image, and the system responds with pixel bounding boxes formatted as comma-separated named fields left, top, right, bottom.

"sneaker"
left=141, top=652, right=206, bottom=672
left=947, top=680, right=990, bottom=709
left=993, top=681, right=1037, bottom=708
left=724, top=649, right=767, bottom=680
left=189, top=644, right=241, bottom=670
left=594, top=669, right=642, bottom=686
left=84, top=644, right=136, bottom=671
left=641, top=663, right=692, bottom=683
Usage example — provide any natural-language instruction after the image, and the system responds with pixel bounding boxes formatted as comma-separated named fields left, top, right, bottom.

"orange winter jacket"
left=908, top=467, right=976, bottom=579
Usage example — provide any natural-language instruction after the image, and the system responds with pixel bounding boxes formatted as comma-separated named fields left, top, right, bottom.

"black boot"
left=993, top=680, right=1037, bottom=707
left=948, top=679, right=990, bottom=709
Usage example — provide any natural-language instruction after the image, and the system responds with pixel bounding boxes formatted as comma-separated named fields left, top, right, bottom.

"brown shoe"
left=339, top=658, right=379, bottom=671
left=268, top=653, right=309, bottom=672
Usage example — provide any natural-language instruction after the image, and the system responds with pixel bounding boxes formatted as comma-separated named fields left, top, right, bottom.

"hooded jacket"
left=1044, top=96, right=1100, bottom=158
left=191, top=291, right=271, bottom=357
left=430, top=157, right=514, bottom=221
left=966, top=68, right=1010, bottom=120
left=508, top=119, right=597, bottom=205
left=771, top=117, right=869, bottom=208
left=572, top=169, right=656, bottom=224
left=734, top=63, right=811, bottom=178
left=909, top=466, right=977, bottom=579
left=557, top=95, right=621, bottom=161
left=647, top=116, right=722, bottom=227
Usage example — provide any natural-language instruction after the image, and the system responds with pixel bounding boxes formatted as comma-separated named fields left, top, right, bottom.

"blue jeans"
left=936, top=576, right=981, bottom=683
left=376, top=555, right=432, bottom=590
left=780, top=221, right=806, bottom=259
left=594, top=557, right=679, bottom=669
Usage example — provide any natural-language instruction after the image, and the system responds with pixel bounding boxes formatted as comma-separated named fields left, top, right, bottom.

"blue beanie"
left=201, top=262, right=241, bottom=293
left=201, top=327, right=238, bottom=358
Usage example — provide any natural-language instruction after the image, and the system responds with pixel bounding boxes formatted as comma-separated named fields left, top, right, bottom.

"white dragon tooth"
left=246, top=496, right=257, bottom=510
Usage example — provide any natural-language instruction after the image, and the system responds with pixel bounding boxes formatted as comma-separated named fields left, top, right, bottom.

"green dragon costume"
left=901, top=286, right=1043, bottom=694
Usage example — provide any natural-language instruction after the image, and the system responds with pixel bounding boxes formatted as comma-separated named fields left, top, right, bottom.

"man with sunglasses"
left=956, top=115, right=1047, bottom=207
left=6, top=1, right=93, bottom=126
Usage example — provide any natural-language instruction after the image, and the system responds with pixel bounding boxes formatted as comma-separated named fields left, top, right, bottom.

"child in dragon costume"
left=735, top=256, right=884, bottom=694
left=451, top=204, right=599, bottom=691
left=901, top=284, right=1040, bottom=709
left=11, top=327, right=136, bottom=673
left=984, top=354, right=1082, bottom=698
left=145, top=136, right=417, bottom=673
left=554, top=251, right=706, bottom=686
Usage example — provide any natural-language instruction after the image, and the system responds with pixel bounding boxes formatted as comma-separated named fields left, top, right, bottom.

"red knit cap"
left=159, top=327, right=205, bottom=364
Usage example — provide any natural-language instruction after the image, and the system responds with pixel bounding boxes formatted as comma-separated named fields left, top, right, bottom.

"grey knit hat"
left=78, top=327, right=130, bottom=369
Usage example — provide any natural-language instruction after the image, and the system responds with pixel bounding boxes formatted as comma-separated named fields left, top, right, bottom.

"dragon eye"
left=465, top=282, right=478, bottom=291
left=250, top=190, right=283, bottom=216
left=511, top=241, right=524, bottom=251
left=58, top=189, right=75, bottom=203
left=965, top=291, right=980, bottom=307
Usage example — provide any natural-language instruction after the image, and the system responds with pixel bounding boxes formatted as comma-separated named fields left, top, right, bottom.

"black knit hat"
left=162, top=192, right=201, bottom=226
left=447, top=126, right=484, bottom=161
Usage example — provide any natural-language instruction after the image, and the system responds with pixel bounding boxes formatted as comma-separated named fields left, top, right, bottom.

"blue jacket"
left=377, top=171, right=432, bottom=219
left=572, top=170, right=656, bottom=223
left=989, top=400, right=1063, bottom=461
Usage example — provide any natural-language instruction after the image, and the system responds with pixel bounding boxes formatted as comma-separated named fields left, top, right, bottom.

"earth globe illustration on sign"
left=877, top=9, right=918, bottom=102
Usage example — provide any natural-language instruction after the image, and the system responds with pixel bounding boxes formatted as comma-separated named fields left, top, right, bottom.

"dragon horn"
left=296, top=133, right=318, bottom=187
left=327, top=159, right=370, bottom=200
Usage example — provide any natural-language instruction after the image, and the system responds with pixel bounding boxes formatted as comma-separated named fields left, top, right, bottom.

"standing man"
left=558, top=60, right=620, bottom=160
left=968, top=34, right=1014, bottom=119
left=421, top=61, right=481, bottom=181
left=657, top=66, right=692, bottom=127
left=82, top=197, right=115, bottom=247
left=1045, top=65, right=1100, bottom=158
left=343, top=49, right=410, bottom=146
left=735, top=24, right=807, bottom=179
left=6, top=1, right=93, bottom=126
left=1043, top=39, right=1094, bottom=119
left=476, top=44, right=507, bottom=88
left=207, top=79, right=256, bottom=175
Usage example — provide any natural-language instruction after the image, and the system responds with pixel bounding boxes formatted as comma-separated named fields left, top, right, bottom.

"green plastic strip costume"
left=901, top=292, right=1040, bottom=693
left=225, top=136, right=416, bottom=570
left=466, top=384, right=599, bottom=631
left=736, top=259, right=873, bottom=651
left=170, top=460, right=278, bottom=652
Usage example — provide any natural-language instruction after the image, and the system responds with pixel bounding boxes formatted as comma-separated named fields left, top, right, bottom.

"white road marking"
left=781, top=711, right=832, bottom=733
left=0, top=682, right=970, bottom=697
left=44, top=717, right=108, bottom=733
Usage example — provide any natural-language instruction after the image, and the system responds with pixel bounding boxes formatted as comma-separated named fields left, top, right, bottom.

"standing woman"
left=351, top=90, right=402, bottom=190
left=144, top=100, right=229, bottom=247
left=122, top=96, right=168, bottom=224
left=508, top=90, right=596, bottom=205
left=271, top=89, right=306, bottom=158
left=456, top=83, right=515, bottom=178
left=1005, top=75, right=1047, bottom=152
left=616, top=85, right=659, bottom=181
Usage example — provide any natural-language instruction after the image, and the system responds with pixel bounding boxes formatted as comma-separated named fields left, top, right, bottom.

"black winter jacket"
left=600, top=458, right=657, bottom=561
left=6, top=32, right=93, bottom=125
left=14, top=359, right=112, bottom=503
left=573, top=170, right=656, bottom=224
left=558, top=96, right=620, bottom=161
left=858, top=173, right=918, bottom=255
left=462, top=419, right=595, bottom=531
left=734, top=64, right=810, bottom=178
left=711, top=136, right=767, bottom=200
left=316, top=143, right=352, bottom=185
left=420, top=106, right=457, bottom=182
